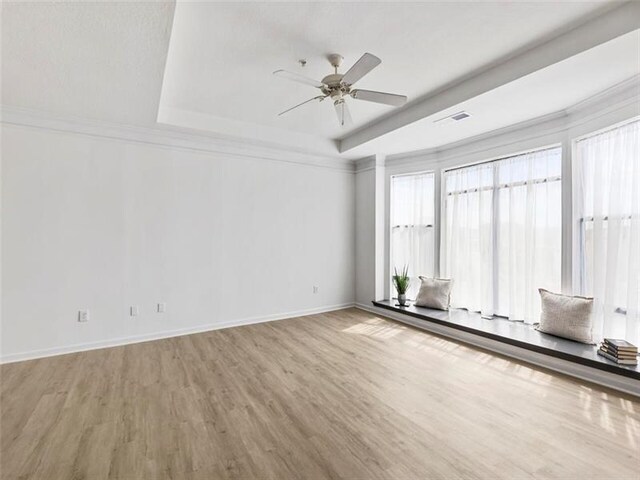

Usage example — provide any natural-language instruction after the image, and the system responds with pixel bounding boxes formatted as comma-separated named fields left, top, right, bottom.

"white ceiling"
left=2, top=1, right=638, bottom=161
left=158, top=1, right=620, bottom=145
left=347, top=29, right=640, bottom=158
left=1, top=2, right=174, bottom=125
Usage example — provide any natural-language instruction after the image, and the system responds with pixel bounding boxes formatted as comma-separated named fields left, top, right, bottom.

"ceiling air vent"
left=451, top=112, right=470, bottom=121
left=434, top=111, right=471, bottom=126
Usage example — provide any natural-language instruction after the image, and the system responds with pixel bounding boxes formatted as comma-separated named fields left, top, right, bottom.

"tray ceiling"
left=2, top=1, right=638, bottom=160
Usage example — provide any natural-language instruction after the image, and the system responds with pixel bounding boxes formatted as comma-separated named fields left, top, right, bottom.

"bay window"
left=387, top=114, right=638, bottom=347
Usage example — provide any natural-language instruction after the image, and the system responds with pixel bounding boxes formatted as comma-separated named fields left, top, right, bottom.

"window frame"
left=388, top=170, right=436, bottom=300
left=440, top=144, right=563, bottom=318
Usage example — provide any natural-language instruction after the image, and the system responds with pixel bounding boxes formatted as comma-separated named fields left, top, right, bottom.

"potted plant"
left=393, top=265, right=411, bottom=307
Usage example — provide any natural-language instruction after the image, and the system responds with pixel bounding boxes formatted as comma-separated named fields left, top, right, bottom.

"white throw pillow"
left=536, top=289, right=595, bottom=344
left=414, top=277, right=452, bottom=311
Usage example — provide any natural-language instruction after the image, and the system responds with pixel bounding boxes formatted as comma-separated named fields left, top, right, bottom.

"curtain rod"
left=446, top=175, right=561, bottom=196
left=443, top=145, right=561, bottom=174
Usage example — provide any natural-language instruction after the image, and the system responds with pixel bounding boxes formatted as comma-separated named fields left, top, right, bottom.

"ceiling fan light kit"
left=274, top=52, right=408, bottom=127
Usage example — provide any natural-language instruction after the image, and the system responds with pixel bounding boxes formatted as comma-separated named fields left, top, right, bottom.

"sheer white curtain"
left=391, top=172, right=435, bottom=299
left=442, top=147, right=562, bottom=323
left=442, top=163, right=494, bottom=314
left=574, top=119, right=640, bottom=344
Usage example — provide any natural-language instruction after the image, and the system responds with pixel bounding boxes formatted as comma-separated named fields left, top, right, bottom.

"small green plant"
left=392, top=265, right=411, bottom=295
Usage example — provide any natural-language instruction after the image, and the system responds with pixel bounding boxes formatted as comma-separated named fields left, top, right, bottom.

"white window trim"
left=388, top=170, right=435, bottom=300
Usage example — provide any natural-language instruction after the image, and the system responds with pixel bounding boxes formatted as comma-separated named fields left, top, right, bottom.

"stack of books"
left=597, top=339, right=638, bottom=365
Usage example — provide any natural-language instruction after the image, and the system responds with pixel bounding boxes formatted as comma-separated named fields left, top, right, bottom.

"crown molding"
left=382, top=74, right=639, bottom=171
left=156, top=106, right=343, bottom=162
left=354, top=154, right=386, bottom=174
left=386, top=110, right=567, bottom=168
left=4, top=73, right=637, bottom=176
left=565, top=73, right=639, bottom=121
left=0, top=106, right=356, bottom=174
left=339, top=1, right=640, bottom=153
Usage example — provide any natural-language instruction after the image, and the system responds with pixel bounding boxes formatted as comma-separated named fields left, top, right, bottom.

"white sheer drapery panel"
left=443, top=148, right=562, bottom=322
left=391, top=173, right=435, bottom=299
left=497, top=153, right=562, bottom=323
left=443, top=163, right=494, bottom=314
left=574, top=119, right=640, bottom=344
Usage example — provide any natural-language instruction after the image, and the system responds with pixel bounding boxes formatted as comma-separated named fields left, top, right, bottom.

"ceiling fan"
left=273, top=53, right=407, bottom=127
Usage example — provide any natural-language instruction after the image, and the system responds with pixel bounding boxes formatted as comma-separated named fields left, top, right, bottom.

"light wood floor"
left=1, top=308, right=638, bottom=479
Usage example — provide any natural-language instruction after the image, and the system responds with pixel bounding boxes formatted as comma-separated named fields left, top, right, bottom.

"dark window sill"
left=372, top=300, right=640, bottom=381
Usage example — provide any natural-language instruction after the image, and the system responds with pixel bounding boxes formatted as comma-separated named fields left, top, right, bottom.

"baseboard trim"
left=355, top=302, right=379, bottom=313
left=1, top=303, right=355, bottom=364
left=356, top=304, right=640, bottom=397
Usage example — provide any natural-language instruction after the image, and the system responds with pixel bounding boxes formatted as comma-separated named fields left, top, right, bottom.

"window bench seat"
left=370, top=300, right=640, bottom=394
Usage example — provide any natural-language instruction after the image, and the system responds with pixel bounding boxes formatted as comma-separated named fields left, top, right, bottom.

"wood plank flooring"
left=1, top=308, right=638, bottom=479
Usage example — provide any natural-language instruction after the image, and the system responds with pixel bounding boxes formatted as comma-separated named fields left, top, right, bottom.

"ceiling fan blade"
left=334, top=100, right=353, bottom=127
left=341, top=53, right=381, bottom=86
left=278, top=95, right=326, bottom=116
left=351, top=89, right=407, bottom=107
left=273, top=69, right=324, bottom=88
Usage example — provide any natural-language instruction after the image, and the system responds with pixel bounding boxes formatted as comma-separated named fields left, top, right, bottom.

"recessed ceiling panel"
left=158, top=1, right=613, bottom=146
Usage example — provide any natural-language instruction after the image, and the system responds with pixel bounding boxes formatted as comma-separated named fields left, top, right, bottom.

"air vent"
left=451, top=112, right=470, bottom=121
left=434, top=111, right=471, bottom=125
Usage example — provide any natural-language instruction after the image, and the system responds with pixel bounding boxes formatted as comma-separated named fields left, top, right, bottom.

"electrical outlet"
left=78, top=310, right=89, bottom=323
left=313, top=286, right=319, bottom=294
left=157, top=302, right=166, bottom=313
left=130, top=306, right=139, bottom=316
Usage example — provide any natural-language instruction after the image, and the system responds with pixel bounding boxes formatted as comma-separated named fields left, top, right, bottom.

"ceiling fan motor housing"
left=321, top=73, right=351, bottom=101
left=321, top=73, right=344, bottom=86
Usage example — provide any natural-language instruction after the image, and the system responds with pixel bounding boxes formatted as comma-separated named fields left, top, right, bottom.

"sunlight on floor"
left=342, top=314, right=638, bottom=447
left=620, top=397, right=637, bottom=414
left=574, top=388, right=640, bottom=442
left=342, top=318, right=404, bottom=339
left=625, top=421, right=638, bottom=449
left=578, top=388, right=595, bottom=423
left=599, top=402, right=614, bottom=433
left=402, top=337, right=462, bottom=357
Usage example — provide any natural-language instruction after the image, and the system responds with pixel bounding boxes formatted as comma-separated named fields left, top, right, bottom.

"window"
left=442, top=147, right=562, bottom=323
left=390, top=172, right=435, bottom=299
left=574, top=118, right=640, bottom=344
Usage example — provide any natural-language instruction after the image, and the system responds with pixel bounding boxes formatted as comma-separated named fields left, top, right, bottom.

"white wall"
left=354, top=155, right=386, bottom=307
left=1, top=123, right=355, bottom=362
left=355, top=166, right=375, bottom=307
